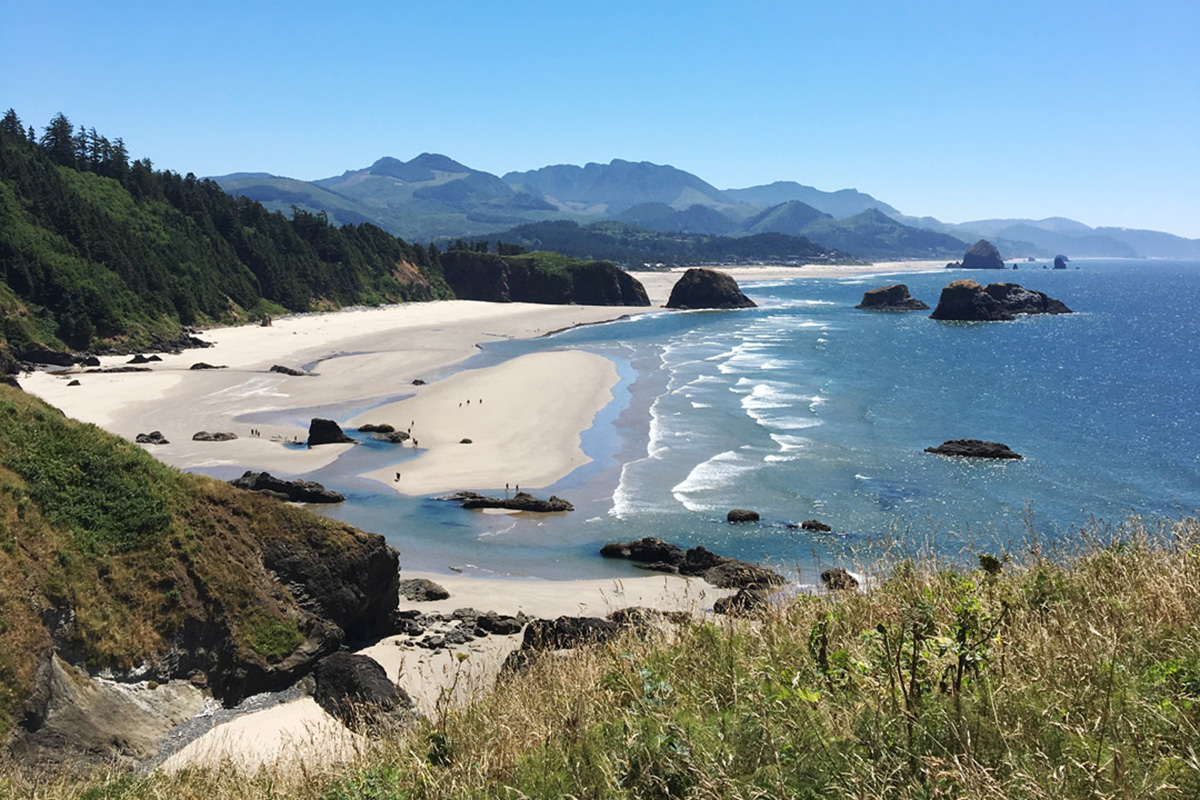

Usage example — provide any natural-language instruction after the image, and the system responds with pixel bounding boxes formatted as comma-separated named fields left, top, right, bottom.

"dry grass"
left=5, top=513, right=1200, bottom=799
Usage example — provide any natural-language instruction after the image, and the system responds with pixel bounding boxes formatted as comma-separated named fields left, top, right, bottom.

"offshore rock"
left=957, top=239, right=1006, bottom=269
left=821, top=568, right=860, bottom=591
left=856, top=283, right=929, bottom=311
left=308, top=418, right=355, bottom=446
left=357, top=423, right=395, bottom=433
left=925, top=439, right=1023, bottom=460
left=600, top=536, right=783, bottom=589
left=1054, top=254, right=1069, bottom=269
left=446, top=491, right=574, bottom=513
left=984, top=282, right=1072, bottom=315
left=726, top=509, right=760, bottom=523
left=930, top=280, right=1071, bottom=321
left=228, top=470, right=345, bottom=503
left=666, top=268, right=757, bottom=310
left=801, top=519, right=832, bottom=532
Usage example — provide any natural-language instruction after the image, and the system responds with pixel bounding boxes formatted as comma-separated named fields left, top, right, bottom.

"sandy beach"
left=18, top=259, right=942, bottom=773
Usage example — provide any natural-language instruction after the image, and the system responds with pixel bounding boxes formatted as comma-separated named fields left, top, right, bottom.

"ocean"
left=300, top=259, right=1200, bottom=583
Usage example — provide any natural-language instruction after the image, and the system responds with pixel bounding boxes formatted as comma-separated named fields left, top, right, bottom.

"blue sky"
left=3, top=0, right=1198, bottom=237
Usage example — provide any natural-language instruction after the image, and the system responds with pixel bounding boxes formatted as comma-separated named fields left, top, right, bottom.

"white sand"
left=356, top=350, right=619, bottom=495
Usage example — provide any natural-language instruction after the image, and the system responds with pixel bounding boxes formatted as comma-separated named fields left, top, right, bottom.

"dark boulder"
left=270, top=364, right=307, bottom=377
left=128, top=354, right=161, bottom=364
left=821, top=568, right=859, bottom=591
left=398, top=578, right=450, bottom=602
left=308, top=418, right=355, bottom=446
left=714, top=587, right=769, bottom=616
left=357, top=423, right=395, bottom=433
left=135, top=431, right=169, bottom=445
left=192, top=431, right=238, bottom=442
left=601, top=537, right=783, bottom=590
left=666, top=268, right=757, bottom=310
left=81, top=356, right=100, bottom=367
left=459, top=438, right=473, bottom=444
left=856, top=284, right=929, bottom=311
left=958, top=239, right=1006, bottom=270
left=372, top=431, right=411, bottom=444
left=520, top=616, right=620, bottom=652
left=984, top=283, right=1072, bottom=315
left=800, top=519, right=832, bottom=532
left=189, top=362, right=226, bottom=370
left=229, top=470, right=345, bottom=502
left=473, top=612, right=524, bottom=636
left=925, top=439, right=1023, bottom=459
left=1054, top=254, right=1069, bottom=269
left=412, top=379, right=426, bottom=386
left=66, top=379, right=81, bottom=387
left=600, top=537, right=685, bottom=564
left=930, top=280, right=1013, bottom=321
left=312, top=652, right=411, bottom=726
left=447, top=490, right=574, bottom=513
left=726, top=509, right=760, bottom=523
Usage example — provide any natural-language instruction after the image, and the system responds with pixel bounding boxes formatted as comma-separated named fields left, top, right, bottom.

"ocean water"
left=293, top=259, right=1200, bottom=581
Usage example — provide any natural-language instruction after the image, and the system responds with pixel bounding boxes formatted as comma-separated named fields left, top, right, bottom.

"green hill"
left=0, top=109, right=452, bottom=360
left=0, top=384, right=397, bottom=759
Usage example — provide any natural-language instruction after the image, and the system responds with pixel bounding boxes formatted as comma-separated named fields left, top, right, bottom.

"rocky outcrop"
left=821, top=568, right=859, bottom=591
left=398, top=578, right=450, bottom=602
left=313, top=652, right=412, bottom=728
left=801, top=519, right=832, bottom=532
left=726, top=509, right=760, bottom=523
left=357, top=423, right=395, bottom=433
left=189, top=362, right=226, bottom=370
left=15, top=345, right=77, bottom=367
left=600, top=537, right=783, bottom=589
left=666, top=268, right=757, bottom=310
left=856, top=284, right=929, bottom=311
left=930, top=280, right=1072, bottom=321
left=925, top=439, right=1023, bottom=459
left=128, top=354, right=162, bottom=364
left=135, top=431, right=169, bottom=445
left=442, top=491, right=574, bottom=513
left=372, top=431, right=411, bottom=444
left=520, top=617, right=620, bottom=652
left=308, top=418, right=355, bottom=446
left=713, top=587, right=769, bottom=616
left=228, top=470, right=345, bottom=503
left=439, top=251, right=650, bottom=306
left=1054, top=254, right=1069, bottom=269
left=270, top=364, right=307, bottom=376
left=952, top=239, right=1006, bottom=270
left=192, top=431, right=238, bottom=441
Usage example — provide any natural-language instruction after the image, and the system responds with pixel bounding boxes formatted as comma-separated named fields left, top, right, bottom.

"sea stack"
left=856, top=284, right=929, bottom=311
left=665, top=268, right=757, bottom=310
left=1054, top=254, right=1069, bottom=269
left=947, top=239, right=1006, bottom=270
left=930, top=280, right=1072, bottom=321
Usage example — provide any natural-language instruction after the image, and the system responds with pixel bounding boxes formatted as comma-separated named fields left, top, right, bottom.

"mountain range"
left=214, top=156, right=1200, bottom=262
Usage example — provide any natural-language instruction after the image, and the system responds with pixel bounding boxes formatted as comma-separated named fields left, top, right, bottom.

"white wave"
left=671, top=451, right=760, bottom=511
left=691, top=402, right=711, bottom=408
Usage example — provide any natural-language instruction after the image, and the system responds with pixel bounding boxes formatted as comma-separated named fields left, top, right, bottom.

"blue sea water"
left=298, top=259, right=1200, bottom=581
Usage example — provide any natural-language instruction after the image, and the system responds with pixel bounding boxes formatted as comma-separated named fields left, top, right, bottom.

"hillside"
left=503, top=158, right=731, bottom=215
left=725, top=180, right=901, bottom=218
left=0, top=110, right=452, bottom=360
left=792, top=208, right=967, bottom=260
left=0, top=383, right=397, bottom=766
left=439, top=248, right=650, bottom=305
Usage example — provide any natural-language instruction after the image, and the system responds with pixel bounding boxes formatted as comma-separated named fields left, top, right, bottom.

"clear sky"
left=3, top=0, right=1198, bottom=237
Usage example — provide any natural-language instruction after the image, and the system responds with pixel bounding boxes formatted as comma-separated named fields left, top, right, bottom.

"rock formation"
left=398, top=578, right=450, bottom=602
left=357, top=423, right=395, bottom=433
left=372, top=431, right=411, bottom=444
left=189, top=362, right=226, bottom=370
left=135, top=431, right=169, bottom=445
left=726, top=509, right=760, bottom=523
left=191, top=431, right=237, bottom=441
left=666, top=268, right=757, bottom=310
left=228, top=470, right=345, bottom=503
left=821, top=567, right=859, bottom=590
left=270, top=364, right=307, bottom=376
left=308, top=418, right=355, bottom=446
left=438, top=250, right=650, bottom=306
left=930, top=280, right=1072, bottom=321
left=856, top=284, right=929, bottom=311
left=312, top=652, right=413, bottom=728
left=1054, top=254, right=1069, bottom=269
left=441, top=491, right=574, bottom=513
left=600, top=536, right=783, bottom=589
left=953, top=239, right=1006, bottom=270
left=801, top=519, right=832, bottom=532
left=925, top=439, right=1023, bottom=459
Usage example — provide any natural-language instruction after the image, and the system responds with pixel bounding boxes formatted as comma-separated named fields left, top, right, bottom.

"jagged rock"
left=983, top=283, right=1072, bottom=315
left=371, top=431, right=411, bottom=444
left=135, top=431, right=169, bottom=445
left=189, top=362, right=226, bottom=370
left=313, top=652, right=412, bottom=727
left=958, top=239, right=1006, bottom=270
left=726, top=509, right=760, bottom=523
left=308, top=418, right=355, bottom=446
left=398, top=578, right=449, bottom=602
left=191, top=431, right=238, bottom=441
left=801, top=519, right=832, bottom=532
left=473, top=612, right=524, bottom=636
left=445, top=491, right=574, bottom=513
left=714, top=588, right=769, bottom=616
left=601, top=537, right=783, bottom=590
left=666, top=268, right=757, bottom=310
left=128, top=354, right=161, bottom=364
left=16, top=346, right=76, bottom=367
left=411, top=379, right=426, bottom=385
left=358, top=423, right=395, bottom=433
left=925, top=439, right=1023, bottom=460
left=821, top=568, right=859, bottom=591
left=270, top=364, right=307, bottom=376
left=66, top=379, right=80, bottom=387
left=856, top=284, right=929, bottom=311
left=228, top=470, right=345, bottom=502
left=1054, top=254, right=1069, bottom=269
left=81, top=356, right=100, bottom=367
left=520, top=616, right=620, bottom=652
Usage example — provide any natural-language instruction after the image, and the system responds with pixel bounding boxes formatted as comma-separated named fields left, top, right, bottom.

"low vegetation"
left=7, top=513, right=1198, bottom=798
